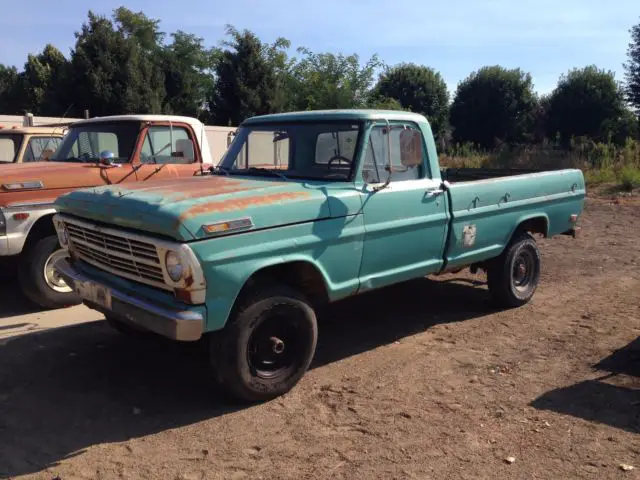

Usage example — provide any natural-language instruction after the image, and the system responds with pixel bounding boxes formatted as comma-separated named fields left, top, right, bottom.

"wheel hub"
left=270, top=336, right=285, bottom=354
left=44, top=249, right=72, bottom=293
left=512, top=250, right=535, bottom=291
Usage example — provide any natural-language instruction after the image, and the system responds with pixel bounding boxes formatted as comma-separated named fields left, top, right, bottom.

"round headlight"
left=165, top=251, right=184, bottom=282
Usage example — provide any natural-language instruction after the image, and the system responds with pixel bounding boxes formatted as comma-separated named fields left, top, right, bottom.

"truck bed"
left=441, top=168, right=545, bottom=183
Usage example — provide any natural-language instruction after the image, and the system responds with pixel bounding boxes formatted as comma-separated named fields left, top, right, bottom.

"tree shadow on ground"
left=0, top=276, right=496, bottom=478
left=530, top=336, right=640, bottom=435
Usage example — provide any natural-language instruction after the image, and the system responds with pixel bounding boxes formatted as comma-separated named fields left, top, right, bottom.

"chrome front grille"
left=65, top=222, right=166, bottom=287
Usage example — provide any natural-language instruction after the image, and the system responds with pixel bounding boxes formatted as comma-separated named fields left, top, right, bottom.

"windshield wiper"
left=209, top=165, right=230, bottom=176
left=246, top=167, right=289, bottom=180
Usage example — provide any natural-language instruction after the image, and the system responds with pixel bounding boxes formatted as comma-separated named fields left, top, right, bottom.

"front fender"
left=190, top=216, right=366, bottom=332
left=0, top=203, right=57, bottom=256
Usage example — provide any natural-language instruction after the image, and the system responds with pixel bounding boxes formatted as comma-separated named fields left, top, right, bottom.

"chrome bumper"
left=55, top=259, right=205, bottom=341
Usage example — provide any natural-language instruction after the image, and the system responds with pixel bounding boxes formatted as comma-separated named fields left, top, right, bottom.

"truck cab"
left=0, top=126, right=65, bottom=164
left=0, top=114, right=216, bottom=309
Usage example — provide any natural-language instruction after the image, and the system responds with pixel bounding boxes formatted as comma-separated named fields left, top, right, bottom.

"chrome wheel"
left=43, top=249, right=71, bottom=293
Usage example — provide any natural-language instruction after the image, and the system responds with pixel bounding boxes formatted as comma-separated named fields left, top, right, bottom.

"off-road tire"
left=210, top=284, right=318, bottom=403
left=487, top=232, right=541, bottom=308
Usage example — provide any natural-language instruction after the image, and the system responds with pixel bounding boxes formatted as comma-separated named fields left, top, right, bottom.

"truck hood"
left=0, top=161, right=110, bottom=190
left=55, top=175, right=337, bottom=241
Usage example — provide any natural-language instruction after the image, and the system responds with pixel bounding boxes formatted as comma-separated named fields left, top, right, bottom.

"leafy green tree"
left=371, top=63, right=449, bottom=135
left=546, top=66, right=626, bottom=144
left=624, top=18, right=640, bottom=114
left=68, top=11, right=166, bottom=116
left=285, top=48, right=382, bottom=111
left=209, top=26, right=288, bottom=125
left=367, top=96, right=405, bottom=110
left=162, top=31, right=218, bottom=117
left=113, top=6, right=164, bottom=53
left=449, top=66, right=537, bottom=149
left=18, top=44, right=70, bottom=116
left=0, top=64, right=21, bottom=114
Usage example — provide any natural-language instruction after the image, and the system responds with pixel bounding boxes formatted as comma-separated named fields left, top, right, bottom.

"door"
left=134, top=123, right=203, bottom=181
left=357, top=121, right=449, bottom=292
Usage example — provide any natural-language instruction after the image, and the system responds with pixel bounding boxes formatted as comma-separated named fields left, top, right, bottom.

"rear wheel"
left=487, top=232, right=541, bottom=308
left=19, top=235, right=81, bottom=309
left=210, top=284, right=318, bottom=403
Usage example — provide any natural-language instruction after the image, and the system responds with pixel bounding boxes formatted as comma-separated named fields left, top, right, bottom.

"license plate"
left=76, top=281, right=112, bottom=310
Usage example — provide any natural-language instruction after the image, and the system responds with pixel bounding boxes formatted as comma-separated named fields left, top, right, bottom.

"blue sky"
left=0, top=0, right=638, bottom=96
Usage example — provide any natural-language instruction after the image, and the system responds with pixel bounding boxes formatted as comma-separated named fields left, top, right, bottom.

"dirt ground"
left=0, top=192, right=639, bottom=480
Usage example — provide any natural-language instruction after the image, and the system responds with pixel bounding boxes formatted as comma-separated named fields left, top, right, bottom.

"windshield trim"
left=220, top=120, right=365, bottom=183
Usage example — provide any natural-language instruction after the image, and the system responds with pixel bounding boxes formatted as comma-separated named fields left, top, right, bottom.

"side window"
left=24, top=136, right=63, bottom=162
left=362, top=125, right=425, bottom=183
left=140, top=126, right=195, bottom=164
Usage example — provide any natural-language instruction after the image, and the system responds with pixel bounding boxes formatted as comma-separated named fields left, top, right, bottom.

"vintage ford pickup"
left=53, top=109, right=585, bottom=402
left=0, top=114, right=215, bottom=309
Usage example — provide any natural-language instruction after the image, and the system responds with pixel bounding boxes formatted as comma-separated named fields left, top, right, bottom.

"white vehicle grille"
left=65, top=221, right=168, bottom=288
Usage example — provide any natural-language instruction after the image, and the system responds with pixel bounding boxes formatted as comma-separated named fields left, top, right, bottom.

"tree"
left=285, top=48, right=382, bottom=111
left=371, top=63, right=449, bottom=135
left=209, top=26, right=288, bottom=125
left=68, top=11, right=166, bottom=116
left=0, top=64, right=21, bottom=114
left=367, top=96, right=405, bottom=110
left=624, top=18, right=640, bottom=114
left=17, top=44, right=70, bottom=116
left=546, top=66, right=626, bottom=144
left=162, top=31, right=217, bottom=117
left=449, top=66, right=537, bottom=149
left=113, top=6, right=164, bottom=53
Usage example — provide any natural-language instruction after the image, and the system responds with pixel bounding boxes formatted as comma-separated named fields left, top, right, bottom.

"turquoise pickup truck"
left=52, top=109, right=585, bottom=402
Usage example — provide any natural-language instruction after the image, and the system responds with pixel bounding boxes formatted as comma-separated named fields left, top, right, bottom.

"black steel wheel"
left=487, top=232, right=541, bottom=308
left=210, top=283, right=318, bottom=403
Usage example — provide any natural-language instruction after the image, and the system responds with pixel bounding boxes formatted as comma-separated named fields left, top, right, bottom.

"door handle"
left=425, top=189, right=443, bottom=198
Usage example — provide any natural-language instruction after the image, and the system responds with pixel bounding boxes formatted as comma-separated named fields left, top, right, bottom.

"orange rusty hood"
left=0, top=161, right=111, bottom=191
left=55, top=175, right=336, bottom=241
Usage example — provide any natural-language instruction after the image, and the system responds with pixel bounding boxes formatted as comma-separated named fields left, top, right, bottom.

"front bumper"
left=56, top=258, right=204, bottom=341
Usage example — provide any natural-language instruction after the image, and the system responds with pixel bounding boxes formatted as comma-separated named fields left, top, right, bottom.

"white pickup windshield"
left=52, top=122, right=140, bottom=164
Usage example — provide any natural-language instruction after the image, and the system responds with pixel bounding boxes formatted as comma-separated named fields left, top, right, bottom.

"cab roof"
left=241, top=109, right=429, bottom=125
left=0, top=125, right=66, bottom=135
left=71, top=114, right=206, bottom=130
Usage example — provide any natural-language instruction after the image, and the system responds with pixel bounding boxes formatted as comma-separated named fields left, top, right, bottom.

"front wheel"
left=19, top=235, right=81, bottom=309
left=487, top=232, right=541, bottom=308
left=210, top=284, right=318, bottom=403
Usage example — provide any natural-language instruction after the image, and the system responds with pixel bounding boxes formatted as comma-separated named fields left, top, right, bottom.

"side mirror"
left=99, top=150, right=116, bottom=166
left=399, top=129, right=422, bottom=168
left=41, top=149, right=54, bottom=161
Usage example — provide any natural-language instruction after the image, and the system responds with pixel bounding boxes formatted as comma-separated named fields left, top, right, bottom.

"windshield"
left=52, top=122, right=140, bottom=163
left=0, top=134, right=23, bottom=163
left=219, top=122, right=363, bottom=181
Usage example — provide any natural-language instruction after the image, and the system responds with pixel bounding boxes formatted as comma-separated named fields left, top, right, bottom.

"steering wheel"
left=327, top=154, right=352, bottom=169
